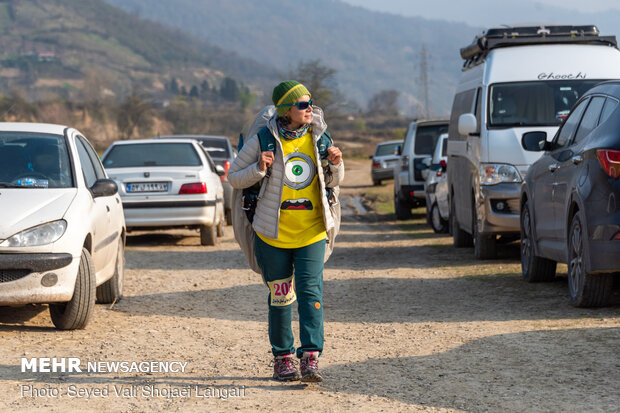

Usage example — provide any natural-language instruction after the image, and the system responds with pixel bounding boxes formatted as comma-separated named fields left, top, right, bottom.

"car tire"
left=96, top=239, right=125, bottom=304
left=520, top=200, right=556, bottom=282
left=217, top=212, right=225, bottom=237
left=49, top=248, right=96, bottom=330
left=225, top=208, right=232, bottom=226
left=394, top=192, right=412, bottom=220
left=451, top=196, right=473, bottom=248
left=373, top=179, right=381, bottom=186
left=568, top=211, right=612, bottom=307
left=430, top=203, right=448, bottom=234
left=473, top=199, right=497, bottom=260
left=200, top=224, right=217, bottom=246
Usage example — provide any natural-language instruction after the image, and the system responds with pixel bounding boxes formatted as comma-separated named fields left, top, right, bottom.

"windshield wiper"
left=0, top=182, right=21, bottom=188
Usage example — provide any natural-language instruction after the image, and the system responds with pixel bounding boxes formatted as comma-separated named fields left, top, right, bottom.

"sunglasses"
left=276, top=99, right=313, bottom=110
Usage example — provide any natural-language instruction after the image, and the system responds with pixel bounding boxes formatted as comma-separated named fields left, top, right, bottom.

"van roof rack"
left=461, top=25, right=617, bottom=68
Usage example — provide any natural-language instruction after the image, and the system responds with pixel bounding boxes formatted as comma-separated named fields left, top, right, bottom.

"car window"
left=441, top=139, right=448, bottom=156
left=199, top=138, right=231, bottom=159
left=77, top=135, right=105, bottom=179
left=0, top=132, right=74, bottom=188
left=200, top=146, right=217, bottom=173
left=574, top=96, right=606, bottom=144
left=448, top=89, right=476, bottom=140
left=75, top=137, right=98, bottom=187
left=102, top=143, right=202, bottom=168
left=375, top=142, right=400, bottom=156
left=556, top=99, right=588, bottom=148
left=414, top=124, right=449, bottom=155
left=489, top=80, right=601, bottom=127
left=599, top=98, right=619, bottom=126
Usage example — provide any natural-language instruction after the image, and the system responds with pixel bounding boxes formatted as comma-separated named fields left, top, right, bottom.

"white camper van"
left=447, top=25, right=620, bottom=259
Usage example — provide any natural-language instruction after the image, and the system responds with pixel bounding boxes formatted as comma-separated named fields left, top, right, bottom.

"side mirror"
left=458, top=113, right=477, bottom=136
left=521, top=131, right=548, bottom=152
left=215, top=165, right=226, bottom=176
left=91, top=179, right=118, bottom=198
left=369, top=155, right=374, bottom=159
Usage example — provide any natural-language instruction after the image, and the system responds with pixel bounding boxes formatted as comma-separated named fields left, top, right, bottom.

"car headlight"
left=0, top=220, right=67, bottom=247
left=479, top=164, right=522, bottom=185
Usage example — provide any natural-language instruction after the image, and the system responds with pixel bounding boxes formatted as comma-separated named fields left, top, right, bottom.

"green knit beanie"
left=272, top=80, right=311, bottom=117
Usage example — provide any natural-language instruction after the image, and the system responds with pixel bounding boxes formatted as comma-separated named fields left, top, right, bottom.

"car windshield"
left=375, top=142, right=400, bottom=156
left=489, top=80, right=603, bottom=127
left=102, top=143, right=202, bottom=168
left=414, top=124, right=449, bottom=155
left=198, top=138, right=231, bottom=159
left=0, top=132, right=74, bottom=188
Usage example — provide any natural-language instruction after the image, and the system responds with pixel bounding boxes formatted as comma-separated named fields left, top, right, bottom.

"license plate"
left=384, top=161, right=395, bottom=167
left=126, top=182, right=168, bottom=193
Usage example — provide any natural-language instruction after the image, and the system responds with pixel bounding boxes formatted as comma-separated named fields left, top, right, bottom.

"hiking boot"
left=273, top=354, right=301, bottom=381
left=300, top=351, right=323, bottom=383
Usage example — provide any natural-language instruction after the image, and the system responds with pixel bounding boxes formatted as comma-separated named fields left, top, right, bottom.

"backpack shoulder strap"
left=257, top=126, right=276, bottom=155
left=317, top=130, right=333, bottom=159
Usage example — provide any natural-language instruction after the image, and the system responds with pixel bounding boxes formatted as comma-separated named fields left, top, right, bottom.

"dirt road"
left=1, top=160, right=619, bottom=412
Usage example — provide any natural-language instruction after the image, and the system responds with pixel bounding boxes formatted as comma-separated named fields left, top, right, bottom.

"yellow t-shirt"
left=258, top=131, right=326, bottom=248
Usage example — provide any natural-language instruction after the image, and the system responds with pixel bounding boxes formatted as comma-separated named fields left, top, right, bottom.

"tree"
left=169, top=77, right=180, bottom=95
left=117, top=92, right=154, bottom=140
left=219, top=77, right=239, bottom=101
left=288, top=59, right=341, bottom=113
left=189, top=85, right=199, bottom=99
left=237, top=86, right=256, bottom=112
left=367, top=90, right=400, bottom=116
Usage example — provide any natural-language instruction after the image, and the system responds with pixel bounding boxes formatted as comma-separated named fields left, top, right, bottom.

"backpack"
left=232, top=105, right=340, bottom=275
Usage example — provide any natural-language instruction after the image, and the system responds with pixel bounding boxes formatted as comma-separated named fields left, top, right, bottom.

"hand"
left=327, top=146, right=342, bottom=165
left=258, top=151, right=275, bottom=171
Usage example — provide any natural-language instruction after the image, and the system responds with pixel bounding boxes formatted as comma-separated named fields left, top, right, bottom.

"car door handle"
left=106, top=205, right=110, bottom=212
left=571, top=155, right=584, bottom=165
left=548, top=163, right=559, bottom=172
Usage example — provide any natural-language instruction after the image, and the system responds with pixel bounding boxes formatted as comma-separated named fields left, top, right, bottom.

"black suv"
left=520, top=81, right=620, bottom=307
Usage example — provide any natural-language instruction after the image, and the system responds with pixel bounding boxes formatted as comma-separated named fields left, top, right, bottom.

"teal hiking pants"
left=254, top=236, right=326, bottom=358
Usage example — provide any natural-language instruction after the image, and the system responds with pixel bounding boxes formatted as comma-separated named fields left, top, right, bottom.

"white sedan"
left=0, top=123, right=126, bottom=330
left=101, top=139, right=225, bottom=245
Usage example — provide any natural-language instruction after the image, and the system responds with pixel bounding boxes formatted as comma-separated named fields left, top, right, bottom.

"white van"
left=447, top=25, right=620, bottom=259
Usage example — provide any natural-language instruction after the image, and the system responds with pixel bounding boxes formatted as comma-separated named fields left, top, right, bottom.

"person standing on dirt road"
left=228, top=81, right=344, bottom=382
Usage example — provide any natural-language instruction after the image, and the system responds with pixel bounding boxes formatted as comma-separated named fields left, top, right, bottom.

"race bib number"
left=268, top=276, right=296, bottom=306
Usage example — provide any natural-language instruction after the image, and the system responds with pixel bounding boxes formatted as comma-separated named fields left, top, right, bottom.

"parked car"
left=448, top=24, right=620, bottom=259
left=0, top=123, right=126, bottom=330
left=155, top=135, right=235, bottom=225
left=101, top=139, right=225, bottom=246
left=370, top=140, right=401, bottom=186
left=520, top=80, right=620, bottom=307
left=424, top=133, right=449, bottom=233
left=393, top=120, right=449, bottom=220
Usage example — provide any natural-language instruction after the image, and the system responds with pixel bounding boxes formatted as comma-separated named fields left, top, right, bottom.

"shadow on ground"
left=322, top=327, right=620, bottom=412
left=110, top=275, right=619, bottom=323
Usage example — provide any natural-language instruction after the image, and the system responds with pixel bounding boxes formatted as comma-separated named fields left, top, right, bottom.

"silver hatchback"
left=370, top=140, right=401, bottom=186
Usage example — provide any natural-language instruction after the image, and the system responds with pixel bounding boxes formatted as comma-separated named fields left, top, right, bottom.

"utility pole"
left=418, top=44, right=431, bottom=118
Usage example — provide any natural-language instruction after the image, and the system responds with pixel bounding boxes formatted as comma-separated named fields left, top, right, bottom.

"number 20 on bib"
left=268, top=276, right=296, bottom=306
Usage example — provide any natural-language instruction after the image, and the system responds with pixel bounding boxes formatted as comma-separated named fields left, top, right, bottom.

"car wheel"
left=430, top=203, right=448, bottom=234
left=200, top=224, right=217, bottom=246
left=49, top=248, right=96, bottom=330
left=225, top=208, right=232, bottom=226
left=394, top=192, right=412, bottom=220
left=451, top=196, right=473, bottom=248
left=96, top=238, right=125, bottom=303
left=473, top=199, right=497, bottom=260
left=520, top=200, right=556, bottom=282
left=373, top=179, right=381, bottom=186
left=568, top=211, right=612, bottom=307
left=217, top=212, right=225, bottom=237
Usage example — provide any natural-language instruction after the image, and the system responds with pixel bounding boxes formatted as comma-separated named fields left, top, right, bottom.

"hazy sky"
left=341, top=0, right=620, bottom=21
